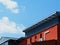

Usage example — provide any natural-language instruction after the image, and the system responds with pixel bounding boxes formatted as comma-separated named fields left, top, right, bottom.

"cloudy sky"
left=0, top=0, right=60, bottom=38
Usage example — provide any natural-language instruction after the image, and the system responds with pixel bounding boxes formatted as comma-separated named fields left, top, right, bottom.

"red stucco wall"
left=42, top=24, right=58, bottom=40
left=27, top=24, right=58, bottom=45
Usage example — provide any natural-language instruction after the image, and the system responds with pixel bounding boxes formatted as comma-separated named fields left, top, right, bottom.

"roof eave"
left=23, top=11, right=60, bottom=32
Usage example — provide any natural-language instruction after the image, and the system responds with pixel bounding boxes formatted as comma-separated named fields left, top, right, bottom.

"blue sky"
left=0, top=0, right=60, bottom=38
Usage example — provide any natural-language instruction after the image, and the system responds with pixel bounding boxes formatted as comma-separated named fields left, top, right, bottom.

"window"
left=35, top=36, right=37, bottom=42
left=40, top=34, right=42, bottom=38
left=30, top=38, right=32, bottom=43
left=40, top=34, right=43, bottom=41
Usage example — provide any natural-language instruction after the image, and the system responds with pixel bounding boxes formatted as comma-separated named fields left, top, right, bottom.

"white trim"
left=44, top=30, right=50, bottom=40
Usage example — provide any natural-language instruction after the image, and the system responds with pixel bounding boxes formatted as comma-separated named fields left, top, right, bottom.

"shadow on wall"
left=32, top=40, right=57, bottom=45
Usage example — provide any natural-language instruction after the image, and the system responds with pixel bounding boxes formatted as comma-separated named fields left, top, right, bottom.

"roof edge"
left=23, top=11, right=60, bottom=32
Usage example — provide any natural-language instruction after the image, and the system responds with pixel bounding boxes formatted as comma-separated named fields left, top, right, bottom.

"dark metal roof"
left=23, top=11, right=60, bottom=32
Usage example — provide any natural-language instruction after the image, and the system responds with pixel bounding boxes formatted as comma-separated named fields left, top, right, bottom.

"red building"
left=23, top=12, right=60, bottom=45
left=18, top=37, right=27, bottom=45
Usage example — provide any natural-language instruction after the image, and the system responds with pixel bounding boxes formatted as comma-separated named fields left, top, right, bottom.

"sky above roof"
left=0, top=0, right=60, bottom=38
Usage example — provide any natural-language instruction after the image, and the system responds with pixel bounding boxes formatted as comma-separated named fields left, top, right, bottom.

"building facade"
left=23, top=12, right=60, bottom=45
left=0, top=37, right=18, bottom=45
left=0, top=12, right=60, bottom=45
left=18, top=37, right=27, bottom=45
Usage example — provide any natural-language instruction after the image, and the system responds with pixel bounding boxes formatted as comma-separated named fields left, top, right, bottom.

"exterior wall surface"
left=22, top=12, right=60, bottom=45
left=32, top=40, right=57, bottom=45
left=42, top=24, right=58, bottom=40
left=18, top=38, right=27, bottom=45
left=25, top=17, right=58, bottom=37
left=27, top=24, right=58, bottom=45
left=57, top=24, right=60, bottom=45
left=8, top=40, right=18, bottom=45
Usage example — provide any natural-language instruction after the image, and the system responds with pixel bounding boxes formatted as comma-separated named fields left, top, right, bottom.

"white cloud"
left=0, top=0, right=19, bottom=14
left=12, top=9, right=19, bottom=14
left=0, top=16, right=25, bottom=37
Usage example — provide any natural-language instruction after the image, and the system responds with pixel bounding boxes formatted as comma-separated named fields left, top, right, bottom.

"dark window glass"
left=30, top=38, right=32, bottom=43
left=35, top=36, right=37, bottom=39
left=40, top=34, right=42, bottom=38
left=35, top=36, right=37, bottom=42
